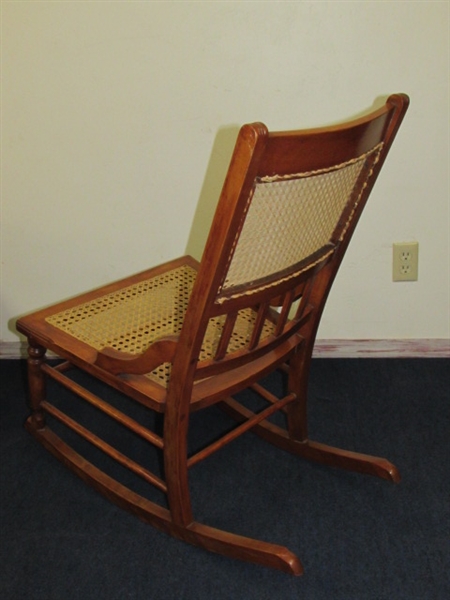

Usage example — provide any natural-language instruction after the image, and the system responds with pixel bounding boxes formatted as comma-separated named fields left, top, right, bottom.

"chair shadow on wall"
left=185, top=124, right=241, bottom=261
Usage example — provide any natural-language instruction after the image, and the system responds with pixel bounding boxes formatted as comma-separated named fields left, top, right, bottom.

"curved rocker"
left=220, top=397, right=400, bottom=483
left=25, top=416, right=303, bottom=575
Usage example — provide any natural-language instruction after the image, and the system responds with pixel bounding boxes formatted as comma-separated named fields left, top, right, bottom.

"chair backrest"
left=170, top=94, right=409, bottom=401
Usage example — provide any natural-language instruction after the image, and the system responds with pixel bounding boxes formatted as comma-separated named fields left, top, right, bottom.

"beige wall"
left=2, top=1, right=449, bottom=343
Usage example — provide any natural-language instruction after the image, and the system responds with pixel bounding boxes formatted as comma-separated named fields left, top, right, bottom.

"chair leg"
left=288, top=346, right=400, bottom=482
left=220, top=342, right=400, bottom=483
left=26, top=339, right=47, bottom=431
left=285, top=349, right=310, bottom=442
left=163, top=394, right=195, bottom=527
left=162, top=399, right=304, bottom=573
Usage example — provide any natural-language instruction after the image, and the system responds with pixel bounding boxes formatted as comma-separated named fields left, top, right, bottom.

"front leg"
left=26, top=339, right=47, bottom=431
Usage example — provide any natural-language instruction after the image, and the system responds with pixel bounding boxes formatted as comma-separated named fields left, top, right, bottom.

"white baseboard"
left=1, top=339, right=448, bottom=360
left=311, top=339, right=449, bottom=358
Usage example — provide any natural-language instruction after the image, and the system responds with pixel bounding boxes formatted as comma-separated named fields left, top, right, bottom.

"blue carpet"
left=1, top=358, right=449, bottom=599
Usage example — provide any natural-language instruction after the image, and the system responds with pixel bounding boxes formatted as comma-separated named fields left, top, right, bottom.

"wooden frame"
left=17, top=94, right=409, bottom=575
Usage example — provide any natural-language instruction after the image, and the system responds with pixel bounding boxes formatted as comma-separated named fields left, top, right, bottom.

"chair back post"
left=167, top=122, right=269, bottom=400
left=289, top=94, right=410, bottom=409
left=163, top=123, right=269, bottom=524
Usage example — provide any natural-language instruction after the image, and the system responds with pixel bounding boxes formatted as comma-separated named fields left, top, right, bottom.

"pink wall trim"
left=313, top=339, right=449, bottom=358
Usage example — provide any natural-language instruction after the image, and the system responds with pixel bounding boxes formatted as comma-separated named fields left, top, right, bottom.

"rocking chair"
left=17, top=93, right=409, bottom=575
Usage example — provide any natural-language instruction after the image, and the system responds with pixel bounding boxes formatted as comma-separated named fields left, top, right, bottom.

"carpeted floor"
left=1, top=358, right=449, bottom=600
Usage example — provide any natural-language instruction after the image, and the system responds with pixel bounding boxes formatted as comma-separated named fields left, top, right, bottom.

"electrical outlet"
left=393, top=242, right=419, bottom=281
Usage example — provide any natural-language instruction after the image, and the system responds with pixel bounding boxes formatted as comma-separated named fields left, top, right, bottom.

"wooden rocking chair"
left=17, top=94, right=409, bottom=575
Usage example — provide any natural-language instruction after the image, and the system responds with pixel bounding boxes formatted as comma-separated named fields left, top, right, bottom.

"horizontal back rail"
left=194, top=309, right=312, bottom=381
left=257, top=107, right=394, bottom=176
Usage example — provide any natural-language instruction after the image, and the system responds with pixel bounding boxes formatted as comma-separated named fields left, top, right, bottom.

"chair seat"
left=21, top=256, right=276, bottom=391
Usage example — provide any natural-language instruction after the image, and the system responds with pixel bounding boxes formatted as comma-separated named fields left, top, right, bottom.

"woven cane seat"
left=45, top=263, right=276, bottom=385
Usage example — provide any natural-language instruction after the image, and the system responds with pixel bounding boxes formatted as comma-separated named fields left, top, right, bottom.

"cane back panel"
left=219, top=143, right=383, bottom=300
